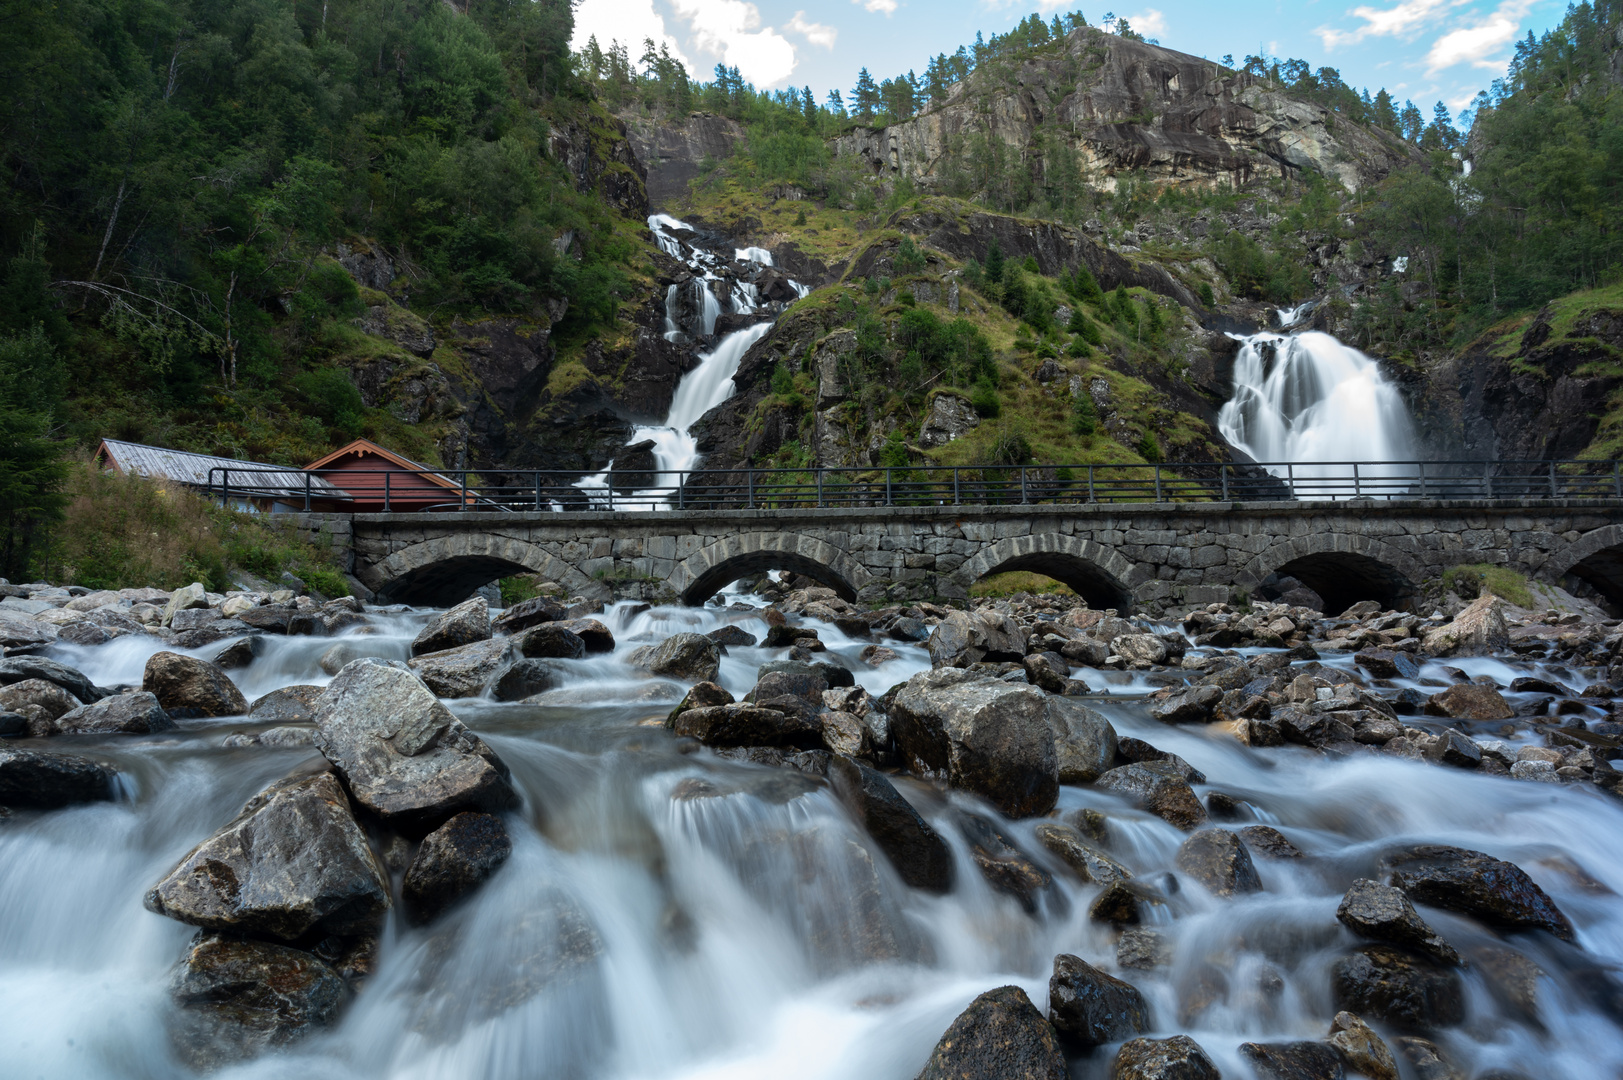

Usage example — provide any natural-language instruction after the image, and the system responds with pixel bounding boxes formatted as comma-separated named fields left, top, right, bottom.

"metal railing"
left=204, top=459, right=1623, bottom=514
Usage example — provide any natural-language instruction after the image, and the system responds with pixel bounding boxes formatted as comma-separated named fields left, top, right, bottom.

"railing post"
left=1220, top=464, right=1229, bottom=502
left=607, top=475, right=614, bottom=512
left=1353, top=462, right=1360, bottom=499
left=1482, top=461, right=1491, bottom=500
left=384, top=471, right=391, bottom=513
left=1286, top=462, right=1295, bottom=500
left=304, top=470, right=312, bottom=512
left=532, top=471, right=539, bottom=512
left=1020, top=467, right=1028, bottom=504
left=953, top=468, right=960, bottom=505
left=1087, top=465, right=1095, bottom=503
left=223, top=470, right=230, bottom=510
left=1418, top=461, right=1427, bottom=499
left=460, top=470, right=468, bottom=512
left=885, top=468, right=893, bottom=506
left=1154, top=465, right=1162, bottom=502
left=747, top=469, right=755, bottom=509
left=1615, top=460, right=1621, bottom=500
left=678, top=470, right=686, bottom=511
left=816, top=468, right=824, bottom=508
left=1548, top=460, right=1557, bottom=500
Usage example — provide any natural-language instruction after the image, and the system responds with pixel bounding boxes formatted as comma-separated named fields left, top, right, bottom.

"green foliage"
left=895, top=237, right=927, bottom=275
left=971, top=377, right=1001, bottom=418
left=0, top=326, right=67, bottom=578
left=499, top=575, right=541, bottom=606
left=1209, top=231, right=1312, bottom=304
left=794, top=208, right=808, bottom=226
left=293, top=369, right=364, bottom=437
left=1198, top=281, right=1216, bottom=307
left=984, top=240, right=1005, bottom=284
left=1071, top=392, right=1098, bottom=437
left=895, top=307, right=997, bottom=386
left=980, top=422, right=1032, bottom=466
left=771, top=363, right=795, bottom=396
left=1441, top=562, right=1536, bottom=608
left=1065, top=264, right=1104, bottom=305
left=1136, top=432, right=1164, bottom=463
left=878, top=430, right=911, bottom=468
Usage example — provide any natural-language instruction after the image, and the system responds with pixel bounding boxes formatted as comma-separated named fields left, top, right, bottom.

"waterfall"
left=1218, top=327, right=1416, bottom=487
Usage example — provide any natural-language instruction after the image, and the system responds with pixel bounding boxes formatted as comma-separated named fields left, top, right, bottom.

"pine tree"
left=851, top=68, right=880, bottom=122
left=984, top=239, right=1004, bottom=284
left=802, top=86, right=817, bottom=126
left=1372, top=89, right=1398, bottom=131
left=826, top=88, right=846, bottom=116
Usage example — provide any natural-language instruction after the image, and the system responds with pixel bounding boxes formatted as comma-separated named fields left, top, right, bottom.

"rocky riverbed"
left=0, top=575, right=1620, bottom=1079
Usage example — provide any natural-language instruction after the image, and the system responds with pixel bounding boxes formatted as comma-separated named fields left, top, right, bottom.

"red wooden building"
left=303, top=439, right=474, bottom=513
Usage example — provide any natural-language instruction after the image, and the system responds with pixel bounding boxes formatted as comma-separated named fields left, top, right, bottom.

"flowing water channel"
left=3, top=602, right=1623, bottom=1079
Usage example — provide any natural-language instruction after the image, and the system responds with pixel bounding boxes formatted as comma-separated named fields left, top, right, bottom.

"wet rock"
left=0, top=678, right=81, bottom=726
left=1046, top=698, right=1118, bottom=783
left=1330, top=945, right=1465, bottom=1031
left=407, top=638, right=518, bottom=698
left=758, top=657, right=855, bottom=688
left=827, top=755, right=953, bottom=892
left=1034, top=821, right=1131, bottom=883
left=1327, top=1011, right=1397, bottom=1080
left=1095, top=761, right=1207, bottom=829
left=1238, top=1041, right=1345, bottom=1079
left=1117, top=928, right=1173, bottom=970
left=168, top=932, right=345, bottom=1069
left=0, top=711, right=25, bottom=736
left=515, top=623, right=587, bottom=660
left=1510, top=759, right=1560, bottom=782
left=313, top=660, right=519, bottom=829
left=492, top=659, right=556, bottom=701
left=671, top=703, right=822, bottom=749
left=143, top=652, right=249, bottom=718
left=1468, top=944, right=1544, bottom=1020
left=403, top=811, right=512, bottom=924
left=926, top=609, right=1027, bottom=668
left=319, top=641, right=385, bottom=676
left=861, top=644, right=900, bottom=666
left=221, top=727, right=315, bottom=749
left=1383, top=845, right=1575, bottom=942
left=1425, top=684, right=1513, bottom=721
left=1336, top=879, right=1460, bottom=965
left=633, top=632, right=721, bottom=683
left=752, top=669, right=829, bottom=705
left=0, top=746, right=116, bottom=807
left=1424, top=729, right=1482, bottom=769
left=286, top=612, right=326, bottom=637
left=1393, top=1037, right=1465, bottom=1080
left=237, top=605, right=293, bottom=634
left=410, top=597, right=490, bottom=657
left=144, top=771, right=390, bottom=940
left=1238, top=825, right=1302, bottom=860
left=1176, top=828, right=1262, bottom=897
left=667, top=681, right=735, bottom=725
left=162, top=582, right=209, bottom=626
left=706, top=624, right=758, bottom=647
left=1115, top=737, right=1205, bottom=782
left=54, top=691, right=174, bottom=735
left=889, top=669, right=1059, bottom=818
left=1048, top=953, right=1150, bottom=1048
left=1112, top=634, right=1168, bottom=668
left=820, top=710, right=869, bottom=757
left=1355, top=649, right=1421, bottom=680
left=959, top=812, right=1057, bottom=913
left=0, top=656, right=102, bottom=703
left=249, top=685, right=324, bottom=724
left=1088, top=880, right=1168, bottom=925
left=1023, top=651, right=1071, bottom=693
left=1422, top=595, right=1508, bottom=656
left=212, top=636, right=264, bottom=670
left=1151, top=685, right=1222, bottom=724
left=556, top=617, right=615, bottom=652
left=491, top=596, right=566, bottom=635
left=915, top=985, right=1066, bottom=1080
left=1110, top=1035, right=1221, bottom=1080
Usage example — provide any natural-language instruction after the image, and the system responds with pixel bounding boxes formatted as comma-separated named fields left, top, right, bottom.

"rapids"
left=3, top=597, right=1622, bottom=1079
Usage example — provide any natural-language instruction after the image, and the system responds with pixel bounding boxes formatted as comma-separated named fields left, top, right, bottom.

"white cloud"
left=1126, top=9, right=1167, bottom=37
left=572, top=0, right=693, bottom=72
left=1316, top=0, right=1466, bottom=50
left=669, top=0, right=799, bottom=87
left=1423, top=0, right=1535, bottom=73
left=787, top=10, right=838, bottom=49
left=853, top=0, right=899, bottom=14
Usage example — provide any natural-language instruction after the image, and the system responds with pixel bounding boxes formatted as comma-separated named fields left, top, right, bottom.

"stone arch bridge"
left=279, top=500, right=1623, bottom=615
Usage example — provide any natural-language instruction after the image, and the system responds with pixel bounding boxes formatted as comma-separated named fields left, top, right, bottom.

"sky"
left=571, top=0, right=1569, bottom=116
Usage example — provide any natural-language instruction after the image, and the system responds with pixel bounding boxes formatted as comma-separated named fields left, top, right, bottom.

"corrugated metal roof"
left=98, top=439, right=351, bottom=501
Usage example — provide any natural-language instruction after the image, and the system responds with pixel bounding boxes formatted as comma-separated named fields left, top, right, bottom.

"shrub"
left=1136, top=432, right=1163, bottom=463
left=984, top=240, right=1005, bottom=284
left=895, top=236, right=927, bottom=275
left=971, top=378, right=1001, bottom=418
left=878, top=430, right=910, bottom=469
left=794, top=207, right=808, bottom=226
left=1198, top=281, right=1216, bottom=307
left=294, top=368, right=365, bottom=437
left=982, top=422, right=1032, bottom=466
left=771, top=363, right=794, bottom=396
left=1072, top=393, right=1098, bottom=437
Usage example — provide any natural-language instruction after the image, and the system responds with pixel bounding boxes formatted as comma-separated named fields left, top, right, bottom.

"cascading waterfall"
left=1217, top=321, right=1417, bottom=487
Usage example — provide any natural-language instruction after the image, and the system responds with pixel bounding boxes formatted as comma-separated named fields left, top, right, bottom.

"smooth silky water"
left=3, top=596, right=1622, bottom=1079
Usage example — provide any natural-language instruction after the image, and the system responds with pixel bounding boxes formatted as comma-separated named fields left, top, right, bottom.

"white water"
left=1218, top=327, right=1417, bottom=489
left=5, top=598, right=1623, bottom=1080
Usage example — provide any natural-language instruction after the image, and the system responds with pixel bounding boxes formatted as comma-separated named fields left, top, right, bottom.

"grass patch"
left=971, top=571, right=1077, bottom=598
left=1441, top=563, right=1536, bottom=609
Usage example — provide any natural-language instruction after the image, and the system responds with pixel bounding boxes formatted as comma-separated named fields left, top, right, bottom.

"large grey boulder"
left=0, top=657, right=102, bottom=703
left=410, top=597, right=490, bottom=657
left=1383, top=844, right=1574, bottom=942
left=515, top=624, right=587, bottom=659
left=671, top=703, right=823, bottom=749
left=407, top=638, right=519, bottom=698
left=1110, top=1036, right=1221, bottom=1080
left=630, top=632, right=721, bottom=683
left=55, top=691, right=175, bottom=735
left=161, top=582, right=209, bottom=626
left=827, top=756, right=953, bottom=893
left=312, top=660, right=518, bottom=828
left=0, top=678, right=81, bottom=730
left=1095, top=761, right=1208, bottom=829
left=1048, top=953, right=1150, bottom=1048
left=1337, top=879, right=1461, bottom=965
left=0, top=609, right=56, bottom=650
left=143, top=652, right=248, bottom=717
left=248, top=685, right=324, bottom=724
left=492, top=596, right=566, bottom=635
left=168, top=933, right=345, bottom=1070
left=144, top=771, right=390, bottom=940
left=1175, top=828, right=1263, bottom=897
left=403, top=811, right=512, bottom=924
left=1421, top=594, right=1508, bottom=656
left=0, top=747, right=117, bottom=807
left=926, top=609, right=1027, bottom=668
left=1046, top=698, right=1118, bottom=783
left=889, top=669, right=1059, bottom=818
left=916, top=985, right=1066, bottom=1080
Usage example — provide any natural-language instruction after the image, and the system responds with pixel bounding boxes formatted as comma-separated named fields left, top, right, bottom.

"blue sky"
left=572, top=0, right=1567, bottom=117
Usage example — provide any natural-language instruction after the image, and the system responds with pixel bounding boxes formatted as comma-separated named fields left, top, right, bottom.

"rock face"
left=0, top=747, right=116, bottom=808
left=888, top=670, right=1059, bottom=817
left=827, top=756, right=953, bottom=893
left=918, top=392, right=980, bottom=448
left=1383, top=845, right=1575, bottom=942
left=1176, top=828, right=1263, bottom=897
left=410, top=597, right=491, bottom=657
left=1331, top=945, right=1465, bottom=1030
left=249, top=686, right=324, bottom=724
left=619, top=111, right=744, bottom=206
left=915, top=985, right=1067, bottom=1080
left=1336, top=879, right=1460, bottom=965
left=1095, top=761, right=1207, bottom=829
left=1110, top=1035, right=1221, bottom=1080
left=407, top=638, right=519, bottom=698
left=143, top=652, right=249, bottom=717
left=1047, top=953, right=1150, bottom=1048
left=144, top=772, right=390, bottom=940
left=54, top=691, right=175, bottom=735
left=312, top=660, right=519, bottom=829
left=168, top=933, right=345, bottom=1069
left=402, top=811, right=512, bottom=923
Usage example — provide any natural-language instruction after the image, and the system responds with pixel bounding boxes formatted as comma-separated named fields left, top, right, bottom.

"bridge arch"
left=1236, top=532, right=1423, bottom=614
left=1548, top=524, right=1623, bottom=609
left=958, top=534, right=1138, bottom=611
left=366, top=533, right=602, bottom=607
left=668, top=532, right=873, bottom=606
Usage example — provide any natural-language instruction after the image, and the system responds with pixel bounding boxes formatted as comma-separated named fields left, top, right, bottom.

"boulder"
left=221, top=727, right=315, bottom=750
left=634, top=633, right=721, bottom=683
left=515, top=624, right=587, bottom=660
left=1337, top=879, right=1461, bottom=965
left=1238, top=1041, right=1346, bottom=1079
left=493, top=660, right=557, bottom=701
left=889, top=669, right=1059, bottom=818
left=918, top=391, right=981, bottom=449
left=1034, top=822, right=1132, bottom=884
left=671, top=703, right=822, bottom=749
left=1424, top=684, right=1513, bottom=721
left=491, top=596, right=566, bottom=635
left=959, top=812, right=1056, bottom=913
left=1383, top=845, right=1575, bottom=941
left=1047, top=953, right=1150, bottom=1048
left=1046, top=698, right=1118, bottom=783
left=1110, top=1035, right=1221, bottom=1080
left=410, top=597, right=490, bottom=657
left=1022, top=651, right=1071, bottom=693
left=237, top=605, right=294, bottom=634
left=1088, top=880, right=1169, bottom=925
left=667, top=681, right=735, bottom=725
left=161, top=582, right=209, bottom=626
left=1424, top=729, right=1482, bottom=769
left=556, top=617, right=615, bottom=652
left=407, top=638, right=518, bottom=698
left=1240, top=825, right=1304, bottom=859
left=1421, top=595, right=1508, bottom=656
left=0, top=656, right=102, bottom=703
left=143, top=652, right=248, bottom=717
left=915, top=985, right=1066, bottom=1080
left=757, top=658, right=855, bottom=688
left=212, top=636, right=264, bottom=670
left=1330, top=945, right=1465, bottom=1030
left=0, top=746, right=116, bottom=807
left=1095, top=761, right=1208, bottom=829
left=403, top=811, right=512, bottom=923
left=1150, top=685, right=1222, bottom=724
left=827, top=756, right=953, bottom=893
left=144, top=771, right=390, bottom=940
left=1327, top=1012, right=1398, bottom=1080
left=1176, top=828, right=1263, bottom=897
left=312, top=660, right=519, bottom=829
left=1112, top=634, right=1168, bottom=668
left=54, top=691, right=175, bottom=735
left=1116, top=928, right=1173, bottom=971
left=926, top=609, right=1027, bottom=667
left=0, top=678, right=81, bottom=724
left=1355, top=649, right=1421, bottom=680
left=820, top=710, right=869, bottom=757
left=168, top=933, right=345, bottom=1070
left=752, top=669, right=828, bottom=705
left=248, top=686, right=324, bottom=724
left=706, top=624, right=759, bottom=647
left=1393, top=1038, right=1466, bottom=1080
left=0, top=609, right=56, bottom=649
